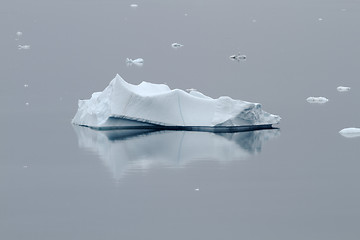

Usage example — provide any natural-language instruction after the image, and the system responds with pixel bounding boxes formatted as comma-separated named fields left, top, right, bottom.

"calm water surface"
left=1, top=0, right=360, bottom=239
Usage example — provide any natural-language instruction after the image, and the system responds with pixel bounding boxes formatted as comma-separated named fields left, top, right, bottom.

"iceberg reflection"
left=73, top=126, right=280, bottom=180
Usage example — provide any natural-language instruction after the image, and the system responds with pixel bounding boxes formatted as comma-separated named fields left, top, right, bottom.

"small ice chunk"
left=171, top=43, right=184, bottom=49
left=23, top=165, right=28, bottom=168
left=195, top=188, right=199, bottom=191
left=186, top=88, right=197, bottom=92
left=15, top=31, right=23, bottom=40
left=337, top=86, right=350, bottom=92
left=184, top=13, right=188, bottom=16
left=318, top=18, right=323, bottom=21
left=229, top=53, right=246, bottom=61
left=252, top=19, right=257, bottom=23
left=306, top=97, right=328, bottom=104
left=24, top=84, right=28, bottom=88
left=25, top=102, right=29, bottom=106
left=18, top=45, right=30, bottom=50
left=126, top=58, right=144, bottom=66
left=130, top=4, right=138, bottom=8
left=339, top=128, right=360, bottom=138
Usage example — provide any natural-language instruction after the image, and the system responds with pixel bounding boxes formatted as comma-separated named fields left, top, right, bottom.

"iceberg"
left=339, top=128, right=360, bottom=138
left=72, top=74, right=280, bottom=130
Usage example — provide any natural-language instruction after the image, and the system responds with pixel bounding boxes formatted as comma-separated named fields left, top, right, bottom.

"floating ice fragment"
left=339, top=128, right=360, bottom=138
left=252, top=19, right=257, bottom=23
left=186, top=88, right=197, bottom=92
left=195, top=188, right=200, bottom=191
left=23, top=165, right=28, bottom=168
left=337, top=86, right=350, bottom=92
left=130, top=4, right=138, bottom=8
left=171, top=43, right=184, bottom=49
left=15, top=31, right=23, bottom=40
left=72, top=74, right=281, bottom=129
left=24, top=84, right=28, bottom=88
left=18, top=45, right=30, bottom=50
left=229, top=53, right=246, bottom=61
left=318, top=18, right=323, bottom=21
left=126, top=58, right=144, bottom=66
left=184, top=13, right=188, bottom=16
left=25, top=102, right=29, bottom=106
left=306, top=97, right=328, bottom=104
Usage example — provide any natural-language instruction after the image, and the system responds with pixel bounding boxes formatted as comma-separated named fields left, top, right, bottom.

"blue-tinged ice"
left=339, top=128, right=360, bottom=138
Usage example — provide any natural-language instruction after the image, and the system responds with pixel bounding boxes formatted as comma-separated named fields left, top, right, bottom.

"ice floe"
left=339, top=128, right=360, bottom=138
left=337, top=86, right=351, bottom=92
left=72, top=74, right=280, bottom=129
left=18, top=45, right=30, bottom=50
left=126, top=58, right=143, bottom=66
left=130, top=4, right=138, bottom=8
left=306, top=97, right=328, bottom=104
left=229, top=53, right=246, bottom=61
left=15, top=31, right=22, bottom=40
left=171, top=43, right=184, bottom=49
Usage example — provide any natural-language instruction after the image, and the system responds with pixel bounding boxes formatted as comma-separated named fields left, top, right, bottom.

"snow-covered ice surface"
left=339, top=128, right=360, bottom=138
left=306, top=96, right=329, bottom=104
left=337, top=86, right=351, bottom=92
left=72, top=74, right=281, bottom=130
left=73, top=125, right=280, bottom=180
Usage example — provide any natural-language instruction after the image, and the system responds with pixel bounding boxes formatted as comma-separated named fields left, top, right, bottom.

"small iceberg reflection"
left=73, top=127, right=280, bottom=180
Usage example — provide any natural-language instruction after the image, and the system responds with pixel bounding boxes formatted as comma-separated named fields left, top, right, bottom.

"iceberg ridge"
left=72, top=75, right=280, bottom=129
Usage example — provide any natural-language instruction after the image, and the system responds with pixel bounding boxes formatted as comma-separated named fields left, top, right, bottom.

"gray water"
left=1, top=0, right=360, bottom=239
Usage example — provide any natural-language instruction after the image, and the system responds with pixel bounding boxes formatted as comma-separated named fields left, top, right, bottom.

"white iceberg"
left=306, top=96, right=328, bottom=104
left=339, top=128, right=360, bottom=138
left=72, top=74, right=280, bottom=130
left=337, top=86, right=351, bottom=92
left=130, top=4, right=138, bottom=8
